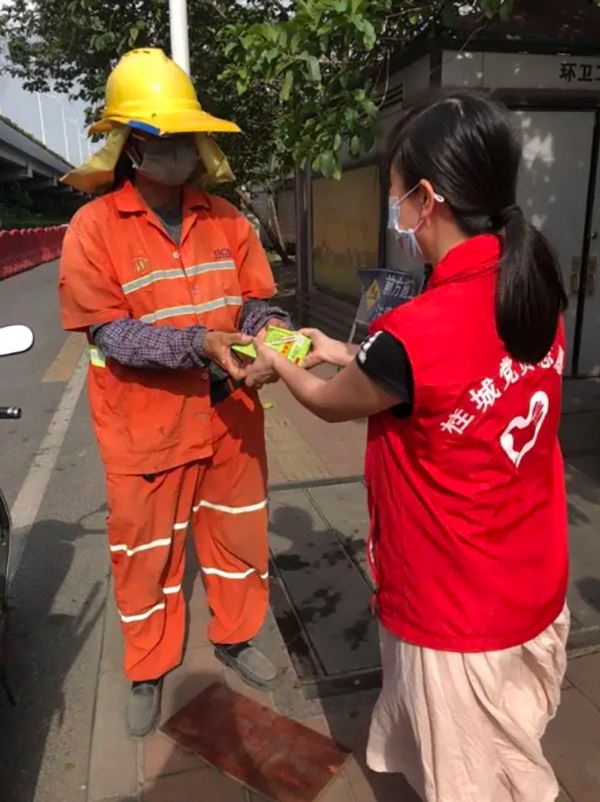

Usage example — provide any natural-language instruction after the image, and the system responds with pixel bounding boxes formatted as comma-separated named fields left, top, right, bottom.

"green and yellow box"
left=232, top=326, right=312, bottom=365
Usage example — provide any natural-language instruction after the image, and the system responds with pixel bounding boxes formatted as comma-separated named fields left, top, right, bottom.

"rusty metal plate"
left=161, top=683, right=350, bottom=802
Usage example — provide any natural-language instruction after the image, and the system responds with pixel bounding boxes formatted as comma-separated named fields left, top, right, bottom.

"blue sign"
left=355, top=268, right=419, bottom=327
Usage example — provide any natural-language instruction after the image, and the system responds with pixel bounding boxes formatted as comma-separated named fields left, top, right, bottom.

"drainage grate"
left=268, top=482, right=382, bottom=699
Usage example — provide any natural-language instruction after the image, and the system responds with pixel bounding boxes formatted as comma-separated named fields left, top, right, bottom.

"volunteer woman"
left=246, top=90, right=569, bottom=802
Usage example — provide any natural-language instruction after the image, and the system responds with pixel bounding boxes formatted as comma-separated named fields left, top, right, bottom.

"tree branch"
left=235, top=187, right=291, bottom=264
left=200, top=0, right=226, bottom=19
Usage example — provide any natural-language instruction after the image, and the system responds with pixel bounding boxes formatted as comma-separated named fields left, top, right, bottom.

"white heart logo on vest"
left=500, top=391, right=549, bottom=468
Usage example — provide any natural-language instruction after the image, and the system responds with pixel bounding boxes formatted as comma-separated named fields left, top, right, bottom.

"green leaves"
left=0, top=0, right=523, bottom=192
left=305, top=54, right=322, bottom=83
left=441, top=0, right=515, bottom=25
left=498, top=0, right=516, bottom=22
left=479, top=0, right=505, bottom=18
left=280, top=70, right=294, bottom=101
left=350, top=14, right=376, bottom=49
left=90, top=30, right=116, bottom=52
left=217, top=0, right=396, bottom=181
left=312, top=151, right=341, bottom=180
left=127, top=19, right=146, bottom=47
left=216, top=0, right=525, bottom=182
left=441, top=2, right=458, bottom=28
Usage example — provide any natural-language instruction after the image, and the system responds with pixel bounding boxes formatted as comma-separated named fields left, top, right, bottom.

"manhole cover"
left=268, top=482, right=381, bottom=699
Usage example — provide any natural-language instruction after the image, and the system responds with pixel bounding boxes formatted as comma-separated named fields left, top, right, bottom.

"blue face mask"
left=388, top=184, right=445, bottom=261
left=388, top=195, right=422, bottom=260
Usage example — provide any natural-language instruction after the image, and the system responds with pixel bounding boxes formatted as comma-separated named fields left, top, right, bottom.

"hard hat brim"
left=61, top=127, right=236, bottom=193
left=89, top=109, right=240, bottom=136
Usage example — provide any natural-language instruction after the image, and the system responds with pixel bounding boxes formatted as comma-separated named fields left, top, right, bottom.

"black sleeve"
left=355, top=331, right=414, bottom=417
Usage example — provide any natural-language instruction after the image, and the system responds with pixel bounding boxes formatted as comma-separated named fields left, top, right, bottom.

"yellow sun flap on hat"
left=89, top=48, right=240, bottom=136
left=61, top=126, right=236, bottom=193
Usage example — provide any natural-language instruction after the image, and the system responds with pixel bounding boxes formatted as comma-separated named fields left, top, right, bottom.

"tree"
left=219, top=0, right=520, bottom=181
left=1, top=0, right=293, bottom=259
left=0, top=1, right=523, bottom=183
left=2, top=0, right=533, bottom=222
left=1, top=0, right=286, bottom=184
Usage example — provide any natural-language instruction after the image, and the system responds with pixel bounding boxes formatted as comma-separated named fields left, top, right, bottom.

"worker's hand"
left=300, top=328, right=349, bottom=369
left=245, top=341, right=280, bottom=389
left=202, top=331, right=252, bottom=382
left=256, top=317, right=290, bottom=343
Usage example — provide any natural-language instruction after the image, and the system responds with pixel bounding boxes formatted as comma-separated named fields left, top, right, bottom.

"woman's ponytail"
left=496, top=209, right=567, bottom=364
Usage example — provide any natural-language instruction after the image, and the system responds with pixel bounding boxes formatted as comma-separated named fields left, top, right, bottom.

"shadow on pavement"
left=319, top=692, right=422, bottom=802
left=268, top=504, right=421, bottom=800
left=576, top=576, right=600, bottom=617
left=566, top=457, right=600, bottom=528
left=0, top=508, right=106, bottom=802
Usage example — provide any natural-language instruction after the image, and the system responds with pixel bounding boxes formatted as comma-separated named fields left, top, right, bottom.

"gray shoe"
left=215, top=641, right=280, bottom=691
left=127, top=679, right=162, bottom=738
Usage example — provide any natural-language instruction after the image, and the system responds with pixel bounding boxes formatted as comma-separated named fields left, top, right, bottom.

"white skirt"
left=367, top=607, right=570, bottom=802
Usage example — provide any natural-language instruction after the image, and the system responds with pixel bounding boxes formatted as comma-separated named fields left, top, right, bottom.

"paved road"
left=0, top=263, right=108, bottom=802
left=2, top=262, right=600, bottom=802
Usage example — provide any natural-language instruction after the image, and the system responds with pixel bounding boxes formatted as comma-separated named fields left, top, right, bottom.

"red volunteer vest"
left=366, top=235, right=568, bottom=652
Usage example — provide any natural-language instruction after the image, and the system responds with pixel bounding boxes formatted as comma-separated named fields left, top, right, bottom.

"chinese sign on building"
left=559, top=61, right=600, bottom=84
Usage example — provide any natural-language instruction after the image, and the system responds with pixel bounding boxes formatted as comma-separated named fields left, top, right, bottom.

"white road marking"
left=8, top=351, right=88, bottom=579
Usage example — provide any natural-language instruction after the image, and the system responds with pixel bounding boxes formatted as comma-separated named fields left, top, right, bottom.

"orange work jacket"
left=59, top=180, right=276, bottom=474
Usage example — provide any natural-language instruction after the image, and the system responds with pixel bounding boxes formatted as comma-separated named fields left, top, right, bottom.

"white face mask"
left=388, top=184, right=445, bottom=261
left=128, top=136, right=198, bottom=186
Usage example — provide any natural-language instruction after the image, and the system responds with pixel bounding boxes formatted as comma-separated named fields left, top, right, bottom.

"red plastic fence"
left=0, top=226, right=67, bottom=280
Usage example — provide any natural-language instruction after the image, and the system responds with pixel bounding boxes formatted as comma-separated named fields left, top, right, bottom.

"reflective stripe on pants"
left=105, top=388, right=268, bottom=681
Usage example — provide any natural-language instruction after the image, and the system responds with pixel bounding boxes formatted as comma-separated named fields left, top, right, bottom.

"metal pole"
left=169, top=0, right=190, bottom=74
left=36, top=93, right=46, bottom=144
left=60, top=105, right=70, bottom=162
left=572, top=108, right=600, bottom=378
left=66, top=119, right=84, bottom=163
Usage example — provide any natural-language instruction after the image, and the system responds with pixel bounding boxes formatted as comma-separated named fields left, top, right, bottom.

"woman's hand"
left=245, top=341, right=281, bottom=389
left=300, top=328, right=357, bottom=369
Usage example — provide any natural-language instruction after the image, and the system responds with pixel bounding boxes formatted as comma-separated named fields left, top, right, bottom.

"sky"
left=0, top=74, right=92, bottom=165
left=0, top=34, right=93, bottom=166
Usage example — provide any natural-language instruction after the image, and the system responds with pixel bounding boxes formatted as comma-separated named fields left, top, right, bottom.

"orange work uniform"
left=59, top=180, right=275, bottom=680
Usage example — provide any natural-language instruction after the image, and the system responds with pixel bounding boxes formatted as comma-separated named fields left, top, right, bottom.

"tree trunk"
left=267, top=191, right=286, bottom=255
left=235, top=187, right=291, bottom=265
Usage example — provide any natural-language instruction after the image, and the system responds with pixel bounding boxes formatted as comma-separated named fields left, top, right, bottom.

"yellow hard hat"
left=89, top=48, right=240, bottom=136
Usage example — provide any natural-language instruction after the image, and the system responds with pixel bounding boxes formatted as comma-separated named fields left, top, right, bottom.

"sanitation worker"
left=58, top=48, right=288, bottom=737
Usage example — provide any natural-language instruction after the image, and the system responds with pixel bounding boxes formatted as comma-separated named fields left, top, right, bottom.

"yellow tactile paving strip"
left=264, top=403, right=330, bottom=483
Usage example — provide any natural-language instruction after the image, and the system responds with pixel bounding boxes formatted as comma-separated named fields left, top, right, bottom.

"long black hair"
left=387, top=90, right=567, bottom=364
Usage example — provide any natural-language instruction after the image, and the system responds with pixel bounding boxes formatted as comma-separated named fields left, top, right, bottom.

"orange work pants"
left=105, top=389, right=269, bottom=681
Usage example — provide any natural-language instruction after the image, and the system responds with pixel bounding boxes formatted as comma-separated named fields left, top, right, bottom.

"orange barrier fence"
left=0, top=226, right=67, bottom=280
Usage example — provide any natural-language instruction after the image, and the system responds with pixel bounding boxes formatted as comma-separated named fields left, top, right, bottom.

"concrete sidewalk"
left=87, top=375, right=600, bottom=802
